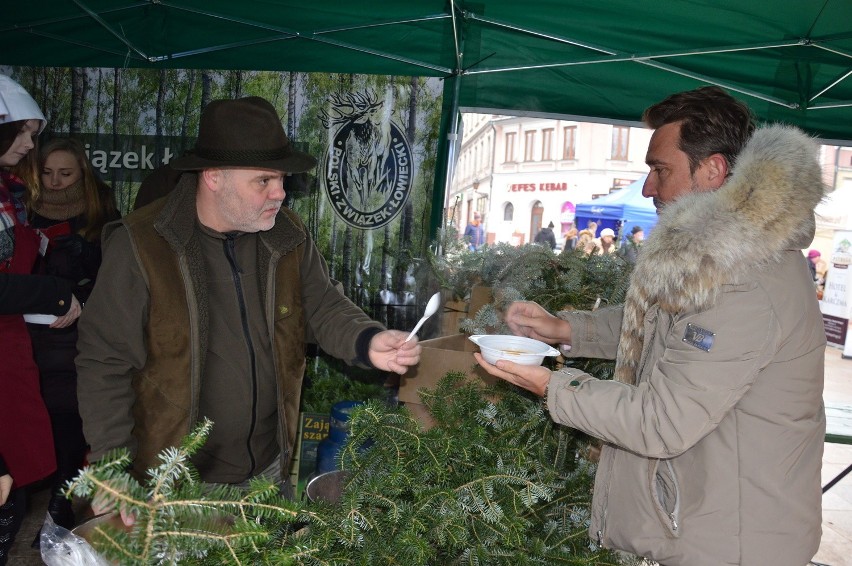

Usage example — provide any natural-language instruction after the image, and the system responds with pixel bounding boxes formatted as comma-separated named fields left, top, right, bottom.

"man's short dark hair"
left=631, top=225, right=643, bottom=235
left=642, top=86, right=755, bottom=173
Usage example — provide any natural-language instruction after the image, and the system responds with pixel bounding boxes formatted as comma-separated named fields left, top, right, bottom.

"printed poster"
left=820, top=230, right=852, bottom=347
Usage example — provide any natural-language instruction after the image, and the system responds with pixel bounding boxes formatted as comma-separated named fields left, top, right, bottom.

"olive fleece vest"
left=117, top=180, right=309, bottom=478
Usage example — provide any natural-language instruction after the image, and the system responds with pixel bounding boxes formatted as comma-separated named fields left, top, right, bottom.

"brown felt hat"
left=170, top=96, right=317, bottom=173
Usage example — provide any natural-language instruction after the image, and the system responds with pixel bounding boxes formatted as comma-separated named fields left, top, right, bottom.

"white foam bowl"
left=24, top=313, right=58, bottom=325
left=469, top=334, right=560, bottom=366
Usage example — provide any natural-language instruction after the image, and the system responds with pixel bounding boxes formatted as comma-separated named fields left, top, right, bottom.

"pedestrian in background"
left=534, top=221, right=557, bottom=250
left=463, top=210, right=485, bottom=250
left=563, top=226, right=578, bottom=251
left=619, top=225, right=644, bottom=263
left=592, top=227, right=616, bottom=255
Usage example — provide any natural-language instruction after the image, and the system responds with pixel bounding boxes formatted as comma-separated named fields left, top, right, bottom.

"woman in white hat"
left=0, top=74, right=81, bottom=564
left=593, top=227, right=617, bottom=255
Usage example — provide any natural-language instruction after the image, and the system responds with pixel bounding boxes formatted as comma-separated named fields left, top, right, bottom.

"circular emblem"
left=323, top=119, right=413, bottom=230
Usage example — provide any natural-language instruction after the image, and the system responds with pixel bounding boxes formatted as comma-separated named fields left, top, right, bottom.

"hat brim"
left=170, top=149, right=317, bottom=174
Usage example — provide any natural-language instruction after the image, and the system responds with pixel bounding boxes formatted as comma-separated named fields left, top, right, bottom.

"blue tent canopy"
left=573, top=176, right=657, bottom=241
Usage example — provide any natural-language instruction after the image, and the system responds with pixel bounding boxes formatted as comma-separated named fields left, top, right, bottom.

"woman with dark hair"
left=25, top=136, right=118, bottom=545
left=0, top=74, right=81, bottom=564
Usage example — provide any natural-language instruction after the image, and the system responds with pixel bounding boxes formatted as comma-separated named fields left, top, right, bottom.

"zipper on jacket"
left=224, top=234, right=259, bottom=475
left=265, top=248, right=289, bottom=478
left=593, top=445, right=617, bottom=549
left=653, top=459, right=681, bottom=537
left=180, top=257, right=202, bottom=427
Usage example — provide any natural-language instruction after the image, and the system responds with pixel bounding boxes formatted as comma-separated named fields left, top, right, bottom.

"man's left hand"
left=473, top=352, right=551, bottom=397
left=368, top=330, right=421, bottom=374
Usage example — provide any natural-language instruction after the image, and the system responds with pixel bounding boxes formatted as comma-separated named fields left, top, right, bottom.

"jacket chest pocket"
left=649, top=458, right=681, bottom=538
left=272, top=279, right=300, bottom=326
left=274, top=303, right=294, bottom=322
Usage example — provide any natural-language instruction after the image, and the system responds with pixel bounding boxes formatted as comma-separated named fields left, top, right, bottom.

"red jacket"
left=0, top=173, right=58, bottom=488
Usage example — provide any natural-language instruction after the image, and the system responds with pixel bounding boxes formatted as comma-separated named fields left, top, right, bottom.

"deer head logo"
left=321, top=90, right=413, bottom=229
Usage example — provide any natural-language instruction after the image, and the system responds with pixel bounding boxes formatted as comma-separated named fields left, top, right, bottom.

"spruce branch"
left=66, top=378, right=621, bottom=565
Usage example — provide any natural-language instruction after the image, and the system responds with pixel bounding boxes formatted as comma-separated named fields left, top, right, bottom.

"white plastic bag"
left=39, top=512, right=112, bottom=566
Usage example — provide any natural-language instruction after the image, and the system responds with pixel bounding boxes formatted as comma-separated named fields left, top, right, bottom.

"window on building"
left=505, top=132, right=517, bottom=162
left=524, top=130, right=536, bottom=161
left=563, top=126, right=576, bottom=160
left=612, top=126, right=630, bottom=161
left=504, top=203, right=514, bottom=221
left=542, top=128, right=553, bottom=160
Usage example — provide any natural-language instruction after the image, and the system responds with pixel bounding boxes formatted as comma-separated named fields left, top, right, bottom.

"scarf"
left=1, top=171, right=29, bottom=265
left=32, top=179, right=87, bottom=221
left=613, top=125, right=826, bottom=384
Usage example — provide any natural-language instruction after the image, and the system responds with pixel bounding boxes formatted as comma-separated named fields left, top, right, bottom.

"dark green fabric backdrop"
left=4, top=1, right=852, bottom=139
left=5, top=0, right=852, bottom=234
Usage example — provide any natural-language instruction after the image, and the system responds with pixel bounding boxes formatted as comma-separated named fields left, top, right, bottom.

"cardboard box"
left=399, top=334, right=496, bottom=427
left=468, top=285, right=493, bottom=319
left=441, top=299, right=468, bottom=336
left=439, top=286, right=493, bottom=337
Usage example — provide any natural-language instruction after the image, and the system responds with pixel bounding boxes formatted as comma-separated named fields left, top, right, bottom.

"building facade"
left=448, top=113, right=852, bottom=254
left=447, top=113, right=652, bottom=248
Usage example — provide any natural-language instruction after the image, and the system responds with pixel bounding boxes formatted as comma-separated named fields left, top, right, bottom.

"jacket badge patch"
left=683, top=323, right=715, bottom=352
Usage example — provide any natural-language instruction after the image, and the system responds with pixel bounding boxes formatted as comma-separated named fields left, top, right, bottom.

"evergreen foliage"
left=63, top=233, right=636, bottom=564
left=301, top=354, right=388, bottom=414
left=67, top=375, right=620, bottom=565
left=433, top=242, right=631, bottom=332
left=428, top=240, right=633, bottom=383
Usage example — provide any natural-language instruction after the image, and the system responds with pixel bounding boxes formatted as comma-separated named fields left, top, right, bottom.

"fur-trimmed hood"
left=614, top=125, right=826, bottom=384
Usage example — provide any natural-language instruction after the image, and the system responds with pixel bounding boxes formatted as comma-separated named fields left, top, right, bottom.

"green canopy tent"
left=3, top=0, right=852, bottom=237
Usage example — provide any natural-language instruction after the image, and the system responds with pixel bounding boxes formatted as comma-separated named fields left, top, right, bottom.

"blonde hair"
left=576, top=229, right=594, bottom=246
left=31, top=137, right=117, bottom=241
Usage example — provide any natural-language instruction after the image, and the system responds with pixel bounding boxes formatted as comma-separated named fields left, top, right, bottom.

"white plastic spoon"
left=405, top=291, right=442, bottom=342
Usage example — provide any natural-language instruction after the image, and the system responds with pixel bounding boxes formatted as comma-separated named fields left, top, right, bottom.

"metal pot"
left=304, top=470, right=349, bottom=504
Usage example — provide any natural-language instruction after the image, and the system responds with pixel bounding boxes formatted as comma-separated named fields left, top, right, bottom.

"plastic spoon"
left=405, top=291, right=442, bottom=342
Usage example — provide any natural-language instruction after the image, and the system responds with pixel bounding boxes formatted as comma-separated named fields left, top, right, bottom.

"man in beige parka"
left=475, top=87, right=826, bottom=565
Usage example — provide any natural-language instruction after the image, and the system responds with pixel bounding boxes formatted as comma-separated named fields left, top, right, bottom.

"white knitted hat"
left=0, top=74, right=46, bottom=134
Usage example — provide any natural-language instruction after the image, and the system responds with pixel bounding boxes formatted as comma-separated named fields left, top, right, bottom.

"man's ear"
left=699, top=153, right=729, bottom=190
left=200, top=168, right=221, bottom=192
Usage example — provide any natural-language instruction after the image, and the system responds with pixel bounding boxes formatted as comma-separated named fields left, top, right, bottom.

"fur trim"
left=614, top=125, right=826, bottom=384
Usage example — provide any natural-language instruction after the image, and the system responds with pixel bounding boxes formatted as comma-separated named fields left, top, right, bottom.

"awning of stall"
left=4, top=1, right=852, bottom=139
left=3, top=1, right=852, bottom=237
left=3, top=1, right=852, bottom=139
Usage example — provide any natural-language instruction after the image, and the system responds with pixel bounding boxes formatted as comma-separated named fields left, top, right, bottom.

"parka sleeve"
left=558, top=304, right=624, bottom=360
left=75, top=225, right=150, bottom=462
left=296, top=226, right=384, bottom=367
left=548, top=281, right=779, bottom=458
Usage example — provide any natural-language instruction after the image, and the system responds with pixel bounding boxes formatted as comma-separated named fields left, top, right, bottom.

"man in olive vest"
left=76, top=97, right=421, bottom=517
